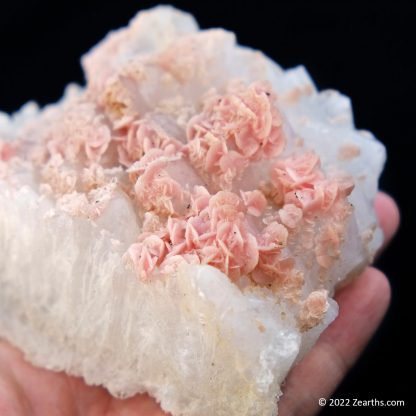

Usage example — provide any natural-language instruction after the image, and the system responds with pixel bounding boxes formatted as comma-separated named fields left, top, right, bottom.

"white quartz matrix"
left=0, top=6, right=385, bottom=416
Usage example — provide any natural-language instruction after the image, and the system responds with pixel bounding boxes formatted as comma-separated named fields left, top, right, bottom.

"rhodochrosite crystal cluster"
left=0, top=6, right=385, bottom=416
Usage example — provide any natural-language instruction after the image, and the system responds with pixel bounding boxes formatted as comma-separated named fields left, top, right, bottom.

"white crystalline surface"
left=0, top=6, right=385, bottom=416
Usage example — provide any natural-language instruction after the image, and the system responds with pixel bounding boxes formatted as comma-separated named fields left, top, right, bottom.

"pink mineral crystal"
left=0, top=6, right=385, bottom=416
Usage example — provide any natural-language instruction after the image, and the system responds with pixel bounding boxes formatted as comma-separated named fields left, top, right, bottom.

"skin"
left=0, top=192, right=400, bottom=416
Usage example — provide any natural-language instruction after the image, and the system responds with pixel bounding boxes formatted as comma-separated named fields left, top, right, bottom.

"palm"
left=0, top=193, right=399, bottom=416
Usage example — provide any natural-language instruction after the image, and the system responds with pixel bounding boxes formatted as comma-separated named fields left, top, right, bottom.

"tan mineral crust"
left=0, top=6, right=385, bottom=416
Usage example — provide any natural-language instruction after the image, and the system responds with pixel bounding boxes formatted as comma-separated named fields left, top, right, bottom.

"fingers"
left=105, top=393, right=169, bottom=416
left=0, top=340, right=78, bottom=416
left=279, top=267, right=391, bottom=416
left=374, top=192, right=400, bottom=252
left=0, top=339, right=169, bottom=416
left=0, top=349, right=33, bottom=416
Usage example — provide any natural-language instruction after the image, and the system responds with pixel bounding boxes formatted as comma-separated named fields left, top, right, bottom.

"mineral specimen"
left=0, top=6, right=385, bottom=416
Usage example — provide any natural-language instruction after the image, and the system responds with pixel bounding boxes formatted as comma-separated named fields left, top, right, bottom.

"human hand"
left=279, top=192, right=400, bottom=415
left=0, top=192, right=399, bottom=416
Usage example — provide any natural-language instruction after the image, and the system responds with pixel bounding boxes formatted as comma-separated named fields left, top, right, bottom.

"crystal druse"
left=0, top=6, right=385, bottom=416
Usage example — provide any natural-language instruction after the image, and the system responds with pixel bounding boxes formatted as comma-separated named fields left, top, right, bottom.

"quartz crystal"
left=0, top=6, right=385, bottom=416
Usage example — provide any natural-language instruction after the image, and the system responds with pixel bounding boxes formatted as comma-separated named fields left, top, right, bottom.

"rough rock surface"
left=0, top=6, right=385, bottom=416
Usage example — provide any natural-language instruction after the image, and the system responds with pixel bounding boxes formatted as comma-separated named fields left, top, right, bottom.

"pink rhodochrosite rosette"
left=0, top=6, right=385, bottom=416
